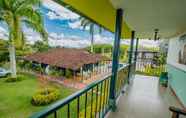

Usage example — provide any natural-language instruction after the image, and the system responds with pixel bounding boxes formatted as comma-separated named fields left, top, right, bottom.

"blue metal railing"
left=30, top=64, right=131, bottom=118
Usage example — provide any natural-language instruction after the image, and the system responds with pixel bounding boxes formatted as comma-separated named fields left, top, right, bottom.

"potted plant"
left=159, top=72, right=168, bottom=87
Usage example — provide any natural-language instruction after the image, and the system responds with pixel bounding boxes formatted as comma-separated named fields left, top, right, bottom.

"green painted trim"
left=167, top=63, right=186, bottom=73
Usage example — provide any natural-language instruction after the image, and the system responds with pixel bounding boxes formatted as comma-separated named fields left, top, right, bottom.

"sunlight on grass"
left=0, top=73, right=75, bottom=118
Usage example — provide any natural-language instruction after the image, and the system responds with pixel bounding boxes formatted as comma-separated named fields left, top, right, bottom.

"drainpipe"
left=109, top=8, right=123, bottom=111
left=127, top=31, right=135, bottom=84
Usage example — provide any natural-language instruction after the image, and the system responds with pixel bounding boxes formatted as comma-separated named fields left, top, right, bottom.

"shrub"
left=5, top=75, right=25, bottom=82
left=31, top=88, right=60, bottom=106
left=65, top=69, right=73, bottom=78
left=34, top=64, right=45, bottom=73
left=48, top=67, right=63, bottom=77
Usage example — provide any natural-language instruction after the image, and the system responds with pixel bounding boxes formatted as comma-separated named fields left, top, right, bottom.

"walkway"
left=37, top=74, right=86, bottom=89
left=82, top=69, right=111, bottom=84
left=35, top=70, right=111, bottom=90
left=108, top=75, right=185, bottom=118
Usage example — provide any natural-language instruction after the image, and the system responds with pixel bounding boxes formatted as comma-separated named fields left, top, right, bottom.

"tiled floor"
left=108, top=75, right=186, bottom=118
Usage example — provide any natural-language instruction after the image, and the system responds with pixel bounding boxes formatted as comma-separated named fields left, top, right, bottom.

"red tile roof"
left=24, top=48, right=110, bottom=70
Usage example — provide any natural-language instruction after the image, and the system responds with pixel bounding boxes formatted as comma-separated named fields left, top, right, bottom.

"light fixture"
left=154, top=29, right=159, bottom=41
left=149, top=29, right=160, bottom=41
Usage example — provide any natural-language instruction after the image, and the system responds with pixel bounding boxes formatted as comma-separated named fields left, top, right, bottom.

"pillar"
left=134, top=38, right=139, bottom=70
left=109, top=9, right=123, bottom=111
left=134, top=38, right=139, bottom=62
left=127, top=31, right=135, bottom=83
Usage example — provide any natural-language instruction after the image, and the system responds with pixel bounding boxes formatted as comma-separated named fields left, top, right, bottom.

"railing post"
left=127, top=31, right=135, bottom=84
left=109, top=8, right=123, bottom=111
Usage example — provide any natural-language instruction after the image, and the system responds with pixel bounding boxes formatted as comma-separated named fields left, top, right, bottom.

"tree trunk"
left=90, top=32, right=94, bottom=53
left=102, top=47, right=105, bottom=56
left=9, top=45, right=17, bottom=78
left=90, top=25, right=94, bottom=53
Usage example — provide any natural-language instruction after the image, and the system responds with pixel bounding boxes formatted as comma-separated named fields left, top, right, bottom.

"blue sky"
left=0, top=0, right=160, bottom=48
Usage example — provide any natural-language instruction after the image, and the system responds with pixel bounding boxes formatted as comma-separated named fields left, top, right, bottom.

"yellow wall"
left=55, top=0, right=131, bottom=38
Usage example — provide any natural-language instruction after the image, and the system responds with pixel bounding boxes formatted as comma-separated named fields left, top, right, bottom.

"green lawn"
left=0, top=73, right=75, bottom=118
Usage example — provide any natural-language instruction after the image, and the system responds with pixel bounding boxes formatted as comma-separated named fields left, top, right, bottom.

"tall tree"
left=80, top=17, right=103, bottom=53
left=0, top=0, right=48, bottom=78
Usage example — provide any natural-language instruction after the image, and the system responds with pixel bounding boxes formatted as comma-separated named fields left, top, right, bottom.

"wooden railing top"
left=169, top=106, right=186, bottom=117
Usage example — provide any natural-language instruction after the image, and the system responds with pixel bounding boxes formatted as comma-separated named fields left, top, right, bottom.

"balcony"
left=30, top=60, right=185, bottom=118
left=28, top=1, right=186, bottom=117
left=108, top=75, right=183, bottom=118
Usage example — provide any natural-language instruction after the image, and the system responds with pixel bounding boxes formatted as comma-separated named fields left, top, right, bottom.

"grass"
left=0, top=72, right=75, bottom=118
left=0, top=72, right=114, bottom=118
left=43, top=79, right=111, bottom=118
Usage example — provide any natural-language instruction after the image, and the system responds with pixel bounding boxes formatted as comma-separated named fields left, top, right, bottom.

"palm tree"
left=0, top=0, right=48, bottom=78
left=80, top=17, right=103, bottom=53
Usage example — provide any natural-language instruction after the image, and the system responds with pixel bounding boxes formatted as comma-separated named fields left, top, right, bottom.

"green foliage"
left=0, top=0, right=48, bottom=48
left=136, top=65, right=165, bottom=77
left=86, top=44, right=112, bottom=53
left=120, top=45, right=129, bottom=62
left=0, top=40, right=9, bottom=63
left=65, top=69, right=73, bottom=78
left=31, top=88, right=60, bottom=106
left=0, top=51, right=9, bottom=63
left=86, top=44, right=129, bottom=62
left=0, top=40, right=8, bottom=49
left=154, top=53, right=167, bottom=65
left=0, top=0, right=48, bottom=77
left=140, top=46, right=159, bottom=52
left=48, top=67, right=64, bottom=77
left=34, top=64, right=45, bottom=73
left=17, top=60, right=33, bottom=71
left=80, top=17, right=103, bottom=34
left=16, top=49, right=33, bottom=57
left=80, top=17, right=104, bottom=53
left=5, top=75, right=25, bottom=82
left=32, top=41, right=50, bottom=52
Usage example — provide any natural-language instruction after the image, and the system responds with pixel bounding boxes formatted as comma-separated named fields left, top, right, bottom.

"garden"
left=0, top=72, right=75, bottom=118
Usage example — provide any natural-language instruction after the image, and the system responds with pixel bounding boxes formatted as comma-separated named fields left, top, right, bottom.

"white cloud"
left=49, top=32, right=64, bottom=40
left=68, top=20, right=82, bottom=29
left=46, top=11, right=61, bottom=20
left=94, top=34, right=114, bottom=44
left=0, top=26, right=8, bottom=40
left=139, top=40, right=160, bottom=48
left=48, top=34, right=89, bottom=48
left=0, top=27, right=7, bottom=33
left=43, top=0, right=80, bottom=20
left=0, top=25, right=159, bottom=48
left=121, top=39, right=160, bottom=48
left=22, top=28, right=42, bottom=44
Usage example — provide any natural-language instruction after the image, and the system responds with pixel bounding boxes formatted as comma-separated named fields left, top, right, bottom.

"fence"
left=30, top=64, right=131, bottom=118
left=135, top=58, right=166, bottom=76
